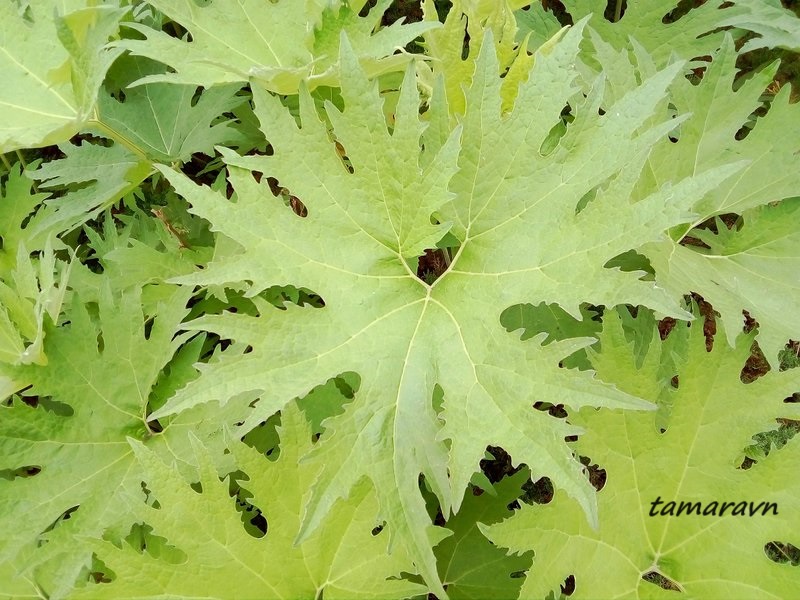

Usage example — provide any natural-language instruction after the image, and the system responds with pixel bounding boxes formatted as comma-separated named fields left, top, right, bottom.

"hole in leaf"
left=741, top=419, right=800, bottom=468
left=143, top=316, right=155, bottom=340
left=641, top=571, right=682, bottom=592
left=741, top=339, right=770, bottom=383
left=481, top=446, right=521, bottom=484
left=604, top=250, right=654, bottom=277
left=539, top=105, right=571, bottom=155
left=520, top=476, right=554, bottom=505
left=228, top=473, right=269, bottom=538
left=765, top=541, right=800, bottom=566
left=40, top=505, right=80, bottom=538
left=259, top=285, right=325, bottom=310
left=371, top=522, right=386, bottom=536
left=20, top=394, right=74, bottom=416
left=334, top=140, right=354, bottom=174
left=189, top=481, right=203, bottom=494
left=579, top=456, right=607, bottom=492
left=533, top=402, right=568, bottom=419
left=662, top=0, right=700, bottom=23
left=0, top=465, right=42, bottom=480
left=561, top=574, right=576, bottom=596
left=266, top=177, right=309, bottom=218
left=416, top=248, right=450, bottom=284
left=242, top=412, right=281, bottom=457
left=603, top=0, right=627, bottom=21
left=87, top=553, right=115, bottom=584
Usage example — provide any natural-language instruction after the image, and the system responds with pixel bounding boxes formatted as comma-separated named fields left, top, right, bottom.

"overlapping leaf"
left=516, top=0, right=776, bottom=71
left=141, top=25, right=755, bottom=594
left=420, top=0, right=528, bottom=116
left=719, top=0, right=800, bottom=53
left=72, top=405, right=425, bottom=599
left=0, top=284, right=252, bottom=599
left=115, top=0, right=438, bottom=94
left=0, top=1, right=123, bottom=152
left=30, top=57, right=245, bottom=237
left=486, top=311, right=800, bottom=599
left=641, top=36, right=800, bottom=364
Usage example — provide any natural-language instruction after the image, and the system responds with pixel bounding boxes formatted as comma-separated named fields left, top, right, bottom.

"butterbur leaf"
left=421, top=0, right=523, bottom=117
left=95, top=57, right=246, bottom=164
left=31, top=142, right=152, bottom=237
left=115, top=0, right=437, bottom=94
left=649, top=200, right=800, bottom=369
left=0, top=2, right=124, bottom=152
left=30, top=57, right=245, bottom=237
left=72, top=406, right=426, bottom=600
left=142, top=27, right=755, bottom=595
left=485, top=312, right=800, bottom=599
left=0, top=284, right=251, bottom=597
left=642, top=36, right=800, bottom=364
left=644, top=36, right=798, bottom=218
left=0, top=241, right=71, bottom=366
left=0, top=164, right=50, bottom=270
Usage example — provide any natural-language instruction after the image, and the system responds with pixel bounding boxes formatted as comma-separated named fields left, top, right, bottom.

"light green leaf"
left=420, top=0, right=530, bottom=117
left=0, top=241, right=71, bottom=367
left=143, top=30, right=745, bottom=594
left=720, top=0, right=800, bottom=53
left=95, top=57, right=246, bottom=163
left=486, top=314, right=800, bottom=599
left=0, top=284, right=252, bottom=598
left=0, top=2, right=124, bottom=152
left=641, top=36, right=800, bottom=364
left=31, top=142, right=151, bottom=237
left=643, top=35, right=798, bottom=218
left=647, top=200, right=800, bottom=366
left=115, top=0, right=437, bottom=94
left=72, top=405, right=426, bottom=600
left=0, top=165, right=50, bottom=272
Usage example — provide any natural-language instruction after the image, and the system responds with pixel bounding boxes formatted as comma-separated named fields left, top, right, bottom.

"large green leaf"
left=516, top=0, right=767, bottom=71
left=642, top=36, right=800, bottom=364
left=486, top=311, right=800, bottom=598
left=719, top=0, right=800, bottom=53
left=71, top=405, right=426, bottom=599
left=143, top=27, right=753, bottom=594
left=30, top=57, right=245, bottom=237
left=0, top=284, right=251, bottom=599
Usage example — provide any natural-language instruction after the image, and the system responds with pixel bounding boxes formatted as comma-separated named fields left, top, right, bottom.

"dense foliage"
left=1, top=1, right=799, bottom=598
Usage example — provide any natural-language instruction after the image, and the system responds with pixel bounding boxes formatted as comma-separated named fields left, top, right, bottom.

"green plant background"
left=1, top=1, right=799, bottom=598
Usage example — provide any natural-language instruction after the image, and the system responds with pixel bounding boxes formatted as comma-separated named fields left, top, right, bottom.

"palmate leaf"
left=29, top=56, right=245, bottom=237
left=73, top=405, right=426, bottom=600
left=486, top=311, right=800, bottom=599
left=115, top=0, right=437, bottom=94
left=0, top=283, right=252, bottom=599
left=0, top=1, right=124, bottom=152
left=95, top=56, right=247, bottom=164
left=641, top=36, right=800, bottom=364
left=144, top=27, right=756, bottom=595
